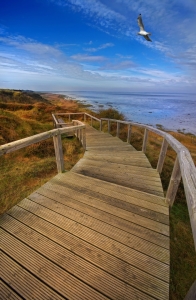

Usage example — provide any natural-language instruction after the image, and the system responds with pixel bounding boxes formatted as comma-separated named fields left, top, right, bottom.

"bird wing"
left=144, top=35, right=152, bottom=42
left=137, top=14, right=144, bottom=31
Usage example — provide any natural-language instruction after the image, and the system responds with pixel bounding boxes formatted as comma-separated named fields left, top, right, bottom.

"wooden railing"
left=53, top=112, right=196, bottom=252
left=0, top=123, right=86, bottom=173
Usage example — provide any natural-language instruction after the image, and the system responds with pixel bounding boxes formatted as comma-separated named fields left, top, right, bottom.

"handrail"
left=51, top=112, right=196, bottom=251
left=100, top=117, right=196, bottom=251
left=1, top=110, right=196, bottom=298
left=52, top=113, right=101, bottom=128
left=0, top=123, right=86, bottom=173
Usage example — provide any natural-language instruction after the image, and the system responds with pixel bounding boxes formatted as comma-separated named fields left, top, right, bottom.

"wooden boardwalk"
left=0, top=125, right=169, bottom=299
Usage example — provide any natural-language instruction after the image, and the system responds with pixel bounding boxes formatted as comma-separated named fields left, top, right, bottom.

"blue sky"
left=0, top=0, right=196, bottom=92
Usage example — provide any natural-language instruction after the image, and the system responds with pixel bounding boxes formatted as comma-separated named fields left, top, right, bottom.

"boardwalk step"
left=0, top=124, right=169, bottom=299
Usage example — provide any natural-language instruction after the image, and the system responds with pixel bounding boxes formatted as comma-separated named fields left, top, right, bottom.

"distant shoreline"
left=48, top=91, right=196, bottom=136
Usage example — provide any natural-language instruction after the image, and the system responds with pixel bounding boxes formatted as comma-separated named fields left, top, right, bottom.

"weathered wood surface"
left=0, top=124, right=169, bottom=299
left=72, top=125, right=164, bottom=197
left=0, top=125, right=85, bottom=156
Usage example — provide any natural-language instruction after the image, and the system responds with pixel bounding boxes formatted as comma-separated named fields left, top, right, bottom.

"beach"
left=54, top=91, right=196, bottom=135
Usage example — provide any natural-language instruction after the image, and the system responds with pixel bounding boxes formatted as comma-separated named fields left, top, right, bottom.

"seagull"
left=137, top=14, right=152, bottom=42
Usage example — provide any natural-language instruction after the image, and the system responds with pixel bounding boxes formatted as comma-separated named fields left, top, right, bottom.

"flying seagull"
left=137, top=14, right=152, bottom=42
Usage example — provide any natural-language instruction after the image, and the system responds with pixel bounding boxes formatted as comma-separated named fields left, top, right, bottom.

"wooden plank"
left=43, top=179, right=168, bottom=225
left=166, top=157, right=181, bottom=206
left=0, top=251, right=64, bottom=300
left=36, top=182, right=168, bottom=235
left=16, top=199, right=169, bottom=281
left=84, top=155, right=151, bottom=164
left=77, top=158, right=160, bottom=179
left=33, top=185, right=170, bottom=249
left=1, top=214, right=163, bottom=300
left=0, top=279, right=23, bottom=300
left=5, top=206, right=169, bottom=300
left=142, top=129, right=149, bottom=153
left=86, top=145, right=135, bottom=150
left=71, top=164, right=164, bottom=196
left=51, top=175, right=168, bottom=214
left=85, top=149, right=147, bottom=156
left=0, top=228, right=108, bottom=300
left=157, top=138, right=168, bottom=174
left=0, top=125, right=85, bottom=156
left=53, top=133, right=64, bottom=173
left=184, top=280, right=196, bottom=300
left=66, top=171, right=166, bottom=203
left=28, top=190, right=169, bottom=262
left=84, top=153, right=151, bottom=167
left=116, top=122, right=120, bottom=137
left=127, top=124, right=132, bottom=143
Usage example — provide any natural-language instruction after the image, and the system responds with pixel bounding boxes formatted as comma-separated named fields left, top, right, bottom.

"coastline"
left=51, top=91, right=196, bottom=135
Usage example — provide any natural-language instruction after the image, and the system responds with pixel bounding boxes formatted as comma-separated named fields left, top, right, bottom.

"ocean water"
left=55, top=91, right=196, bottom=134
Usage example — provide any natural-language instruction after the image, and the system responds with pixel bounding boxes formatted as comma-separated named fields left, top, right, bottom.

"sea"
left=54, top=91, right=196, bottom=135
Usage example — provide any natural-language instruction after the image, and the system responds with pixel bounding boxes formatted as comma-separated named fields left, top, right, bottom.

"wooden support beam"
left=127, top=124, right=132, bottom=144
left=108, top=120, right=110, bottom=134
left=184, top=279, right=196, bottom=300
left=116, top=122, right=120, bottom=138
left=100, top=119, right=102, bottom=131
left=53, top=133, right=64, bottom=173
left=79, top=128, right=82, bottom=142
left=82, top=128, right=86, bottom=150
left=142, top=129, right=149, bottom=153
left=166, top=157, right=181, bottom=206
left=157, top=138, right=168, bottom=174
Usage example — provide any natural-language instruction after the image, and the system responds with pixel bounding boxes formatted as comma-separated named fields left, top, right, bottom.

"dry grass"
left=0, top=90, right=85, bottom=215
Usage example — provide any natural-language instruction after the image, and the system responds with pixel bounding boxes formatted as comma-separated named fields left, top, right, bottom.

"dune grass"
left=0, top=90, right=85, bottom=214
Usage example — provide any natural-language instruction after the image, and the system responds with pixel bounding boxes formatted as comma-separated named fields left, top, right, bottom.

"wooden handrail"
left=0, top=123, right=86, bottom=173
left=2, top=110, right=196, bottom=297
left=95, top=117, right=196, bottom=250
left=52, top=112, right=196, bottom=250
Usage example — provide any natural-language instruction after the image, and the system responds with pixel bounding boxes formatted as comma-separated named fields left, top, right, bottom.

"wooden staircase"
left=0, top=124, right=169, bottom=299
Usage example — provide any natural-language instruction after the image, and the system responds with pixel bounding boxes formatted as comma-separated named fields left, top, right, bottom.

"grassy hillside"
left=0, top=89, right=85, bottom=214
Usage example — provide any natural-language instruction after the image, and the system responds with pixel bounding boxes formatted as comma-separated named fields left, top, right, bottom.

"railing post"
left=166, top=156, right=181, bottom=206
left=184, top=280, right=196, bottom=300
left=82, top=127, right=86, bottom=150
left=84, top=113, right=86, bottom=122
left=100, top=119, right=102, bottom=131
left=79, top=128, right=82, bottom=141
left=53, top=132, right=64, bottom=173
left=69, top=114, right=71, bottom=122
left=157, top=138, right=168, bottom=174
left=142, top=129, right=149, bottom=153
left=127, top=124, right=132, bottom=143
left=116, top=122, right=120, bottom=138
left=108, top=120, right=110, bottom=134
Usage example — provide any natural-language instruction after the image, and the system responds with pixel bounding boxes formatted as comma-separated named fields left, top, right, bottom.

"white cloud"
left=99, top=60, right=136, bottom=70
left=52, top=0, right=125, bottom=22
left=84, top=43, right=114, bottom=52
left=0, top=36, right=62, bottom=57
left=71, top=54, right=107, bottom=62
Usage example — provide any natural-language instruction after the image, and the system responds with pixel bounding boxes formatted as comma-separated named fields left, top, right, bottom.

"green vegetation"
left=1, top=92, right=196, bottom=299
